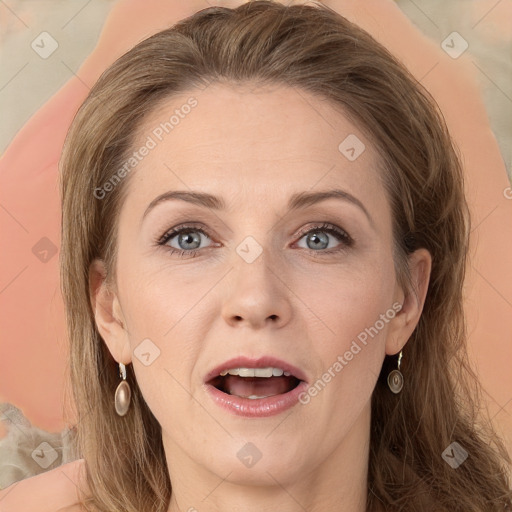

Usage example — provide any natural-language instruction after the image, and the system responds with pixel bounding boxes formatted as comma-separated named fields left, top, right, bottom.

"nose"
left=220, top=251, right=293, bottom=330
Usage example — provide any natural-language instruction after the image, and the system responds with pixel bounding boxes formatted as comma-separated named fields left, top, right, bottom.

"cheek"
left=117, top=248, right=205, bottom=336
left=117, top=265, right=209, bottom=427
left=297, top=257, right=395, bottom=398
left=116, top=256, right=218, bottom=381
left=298, top=254, right=396, bottom=339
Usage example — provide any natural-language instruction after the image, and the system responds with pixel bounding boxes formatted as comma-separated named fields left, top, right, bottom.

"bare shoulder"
left=0, top=458, right=91, bottom=512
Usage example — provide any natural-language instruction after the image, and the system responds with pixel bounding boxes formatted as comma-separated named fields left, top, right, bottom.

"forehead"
left=121, top=82, right=387, bottom=218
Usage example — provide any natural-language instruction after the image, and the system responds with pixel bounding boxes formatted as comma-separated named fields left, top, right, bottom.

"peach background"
left=0, top=0, right=511, bottom=458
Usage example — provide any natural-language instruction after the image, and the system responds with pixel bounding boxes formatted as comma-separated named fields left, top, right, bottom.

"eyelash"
left=156, top=222, right=354, bottom=259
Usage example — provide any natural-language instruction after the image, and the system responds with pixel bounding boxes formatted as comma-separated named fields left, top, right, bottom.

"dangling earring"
left=387, top=350, right=404, bottom=394
left=114, top=362, right=131, bottom=416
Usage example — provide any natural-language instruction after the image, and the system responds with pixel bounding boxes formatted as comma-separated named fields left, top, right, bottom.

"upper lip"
left=204, top=355, right=309, bottom=384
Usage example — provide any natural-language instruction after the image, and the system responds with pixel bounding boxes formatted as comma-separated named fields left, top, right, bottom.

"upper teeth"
left=219, top=367, right=291, bottom=378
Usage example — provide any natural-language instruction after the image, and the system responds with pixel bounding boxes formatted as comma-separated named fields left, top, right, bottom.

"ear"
left=385, top=248, right=432, bottom=356
left=89, top=259, right=132, bottom=365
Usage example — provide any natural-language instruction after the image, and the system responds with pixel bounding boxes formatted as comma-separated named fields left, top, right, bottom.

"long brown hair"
left=59, top=1, right=512, bottom=510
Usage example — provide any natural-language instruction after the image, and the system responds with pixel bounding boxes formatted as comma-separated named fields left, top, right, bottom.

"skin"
left=90, top=82, right=431, bottom=512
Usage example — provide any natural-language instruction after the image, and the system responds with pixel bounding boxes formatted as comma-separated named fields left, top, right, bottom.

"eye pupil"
left=161, top=223, right=349, bottom=257
left=179, top=231, right=201, bottom=250
left=307, top=231, right=329, bottom=250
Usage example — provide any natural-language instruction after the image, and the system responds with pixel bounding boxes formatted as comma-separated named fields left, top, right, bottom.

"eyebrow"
left=141, top=188, right=374, bottom=227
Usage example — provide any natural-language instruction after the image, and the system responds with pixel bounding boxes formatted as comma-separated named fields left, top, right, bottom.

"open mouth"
left=207, top=371, right=303, bottom=400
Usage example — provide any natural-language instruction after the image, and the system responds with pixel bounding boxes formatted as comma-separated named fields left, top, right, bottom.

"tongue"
left=224, top=375, right=296, bottom=398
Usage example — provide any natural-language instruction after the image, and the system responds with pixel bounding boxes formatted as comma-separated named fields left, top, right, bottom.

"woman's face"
left=91, top=83, right=428, bottom=493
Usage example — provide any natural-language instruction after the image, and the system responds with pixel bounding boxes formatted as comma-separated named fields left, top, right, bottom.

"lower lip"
left=204, top=380, right=309, bottom=418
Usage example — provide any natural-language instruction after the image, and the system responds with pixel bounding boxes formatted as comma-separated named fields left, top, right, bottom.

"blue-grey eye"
left=161, top=228, right=211, bottom=251
left=296, top=225, right=349, bottom=252
left=305, top=231, right=330, bottom=250
left=177, top=231, right=202, bottom=250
